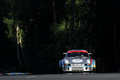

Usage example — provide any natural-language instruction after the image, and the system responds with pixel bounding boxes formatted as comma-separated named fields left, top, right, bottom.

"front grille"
left=72, top=67, right=83, bottom=71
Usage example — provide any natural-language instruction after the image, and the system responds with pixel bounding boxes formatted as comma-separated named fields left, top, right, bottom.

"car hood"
left=65, top=57, right=90, bottom=64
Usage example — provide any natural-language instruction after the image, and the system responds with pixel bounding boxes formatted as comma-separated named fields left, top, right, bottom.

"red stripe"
left=90, top=59, right=93, bottom=64
left=67, top=50, right=88, bottom=53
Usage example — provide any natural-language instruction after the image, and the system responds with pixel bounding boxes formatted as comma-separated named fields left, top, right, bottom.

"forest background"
left=0, top=0, right=120, bottom=73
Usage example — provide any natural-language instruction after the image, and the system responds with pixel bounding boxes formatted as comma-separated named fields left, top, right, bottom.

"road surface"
left=0, top=73, right=120, bottom=80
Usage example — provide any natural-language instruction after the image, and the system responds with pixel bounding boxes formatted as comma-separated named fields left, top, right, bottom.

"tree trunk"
left=113, top=2, right=117, bottom=72
left=70, top=0, right=76, bottom=49
left=16, top=24, right=22, bottom=66
left=53, top=0, right=57, bottom=26
left=19, top=32, right=25, bottom=58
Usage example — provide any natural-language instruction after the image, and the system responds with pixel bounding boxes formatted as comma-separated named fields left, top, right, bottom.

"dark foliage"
left=0, top=0, right=120, bottom=73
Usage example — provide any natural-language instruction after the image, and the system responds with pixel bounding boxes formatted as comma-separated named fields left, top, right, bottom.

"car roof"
left=67, top=49, right=88, bottom=53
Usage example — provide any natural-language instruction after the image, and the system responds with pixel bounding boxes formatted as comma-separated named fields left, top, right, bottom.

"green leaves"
left=0, top=0, right=105, bottom=73
left=3, top=18, right=14, bottom=39
left=55, top=20, right=69, bottom=32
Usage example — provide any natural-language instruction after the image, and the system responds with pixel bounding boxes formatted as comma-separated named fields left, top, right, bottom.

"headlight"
left=87, top=59, right=90, bottom=64
left=65, top=60, right=69, bottom=64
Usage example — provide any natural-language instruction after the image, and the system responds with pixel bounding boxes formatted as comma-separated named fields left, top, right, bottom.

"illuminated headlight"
left=65, top=60, right=69, bottom=64
left=87, top=59, right=90, bottom=64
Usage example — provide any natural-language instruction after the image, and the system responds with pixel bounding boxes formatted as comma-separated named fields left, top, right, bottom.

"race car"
left=59, top=49, right=96, bottom=73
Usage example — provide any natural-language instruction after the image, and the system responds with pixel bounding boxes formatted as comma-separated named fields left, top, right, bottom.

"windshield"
left=66, top=52, right=89, bottom=57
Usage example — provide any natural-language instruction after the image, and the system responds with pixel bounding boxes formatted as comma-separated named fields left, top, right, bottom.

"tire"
left=59, top=68, right=63, bottom=74
left=93, top=68, right=96, bottom=73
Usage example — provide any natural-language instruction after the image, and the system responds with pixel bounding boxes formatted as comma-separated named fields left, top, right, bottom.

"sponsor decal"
left=72, top=59, right=83, bottom=63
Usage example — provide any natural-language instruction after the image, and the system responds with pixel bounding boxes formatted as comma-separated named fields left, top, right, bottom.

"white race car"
left=59, top=49, right=96, bottom=73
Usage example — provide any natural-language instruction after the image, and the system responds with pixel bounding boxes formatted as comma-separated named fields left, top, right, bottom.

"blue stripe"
left=85, top=65, right=91, bottom=67
left=65, top=66, right=71, bottom=67
left=5, top=73, right=31, bottom=75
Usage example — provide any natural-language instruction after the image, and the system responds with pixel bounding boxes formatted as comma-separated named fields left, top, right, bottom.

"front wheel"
left=59, top=68, right=63, bottom=74
left=92, top=68, right=96, bottom=73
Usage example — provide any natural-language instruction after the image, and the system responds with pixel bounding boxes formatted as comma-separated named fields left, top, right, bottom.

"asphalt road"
left=0, top=73, right=120, bottom=80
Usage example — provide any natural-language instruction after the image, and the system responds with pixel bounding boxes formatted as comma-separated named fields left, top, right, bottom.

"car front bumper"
left=63, top=65, right=93, bottom=72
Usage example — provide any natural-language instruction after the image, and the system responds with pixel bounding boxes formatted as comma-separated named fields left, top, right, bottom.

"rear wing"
left=63, top=53, right=67, bottom=55
left=88, top=53, right=92, bottom=55
left=62, top=52, right=67, bottom=58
